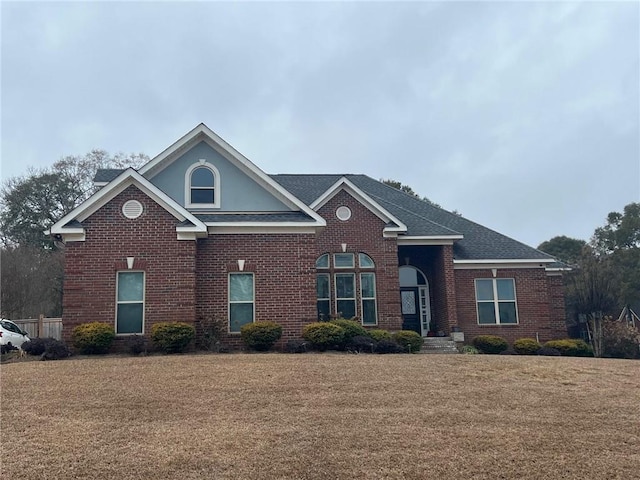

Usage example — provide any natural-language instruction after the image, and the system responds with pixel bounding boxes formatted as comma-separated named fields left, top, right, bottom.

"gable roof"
left=271, top=174, right=554, bottom=262
left=50, top=169, right=208, bottom=241
left=136, top=123, right=324, bottom=226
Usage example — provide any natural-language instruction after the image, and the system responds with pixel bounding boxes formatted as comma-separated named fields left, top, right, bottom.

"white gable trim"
left=137, top=123, right=325, bottom=227
left=310, top=177, right=408, bottom=234
left=453, top=258, right=556, bottom=270
left=49, top=169, right=208, bottom=240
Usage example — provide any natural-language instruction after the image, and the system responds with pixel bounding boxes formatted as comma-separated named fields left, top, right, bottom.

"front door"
left=401, top=287, right=421, bottom=334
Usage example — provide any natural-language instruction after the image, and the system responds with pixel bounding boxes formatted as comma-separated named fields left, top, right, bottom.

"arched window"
left=315, top=251, right=377, bottom=325
left=185, top=161, right=220, bottom=208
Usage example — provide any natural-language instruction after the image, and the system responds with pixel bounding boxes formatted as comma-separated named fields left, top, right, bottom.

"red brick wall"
left=315, top=190, right=402, bottom=331
left=195, top=233, right=317, bottom=349
left=62, top=185, right=197, bottom=347
left=546, top=274, right=568, bottom=338
left=454, top=268, right=567, bottom=345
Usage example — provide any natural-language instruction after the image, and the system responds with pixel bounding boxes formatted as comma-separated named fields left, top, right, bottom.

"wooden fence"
left=12, top=315, right=62, bottom=340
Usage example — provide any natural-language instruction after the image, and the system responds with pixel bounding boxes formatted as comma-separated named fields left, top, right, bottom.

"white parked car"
left=0, top=319, right=31, bottom=351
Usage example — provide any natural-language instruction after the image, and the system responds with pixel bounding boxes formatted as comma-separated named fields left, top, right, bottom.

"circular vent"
left=336, top=206, right=352, bottom=221
left=122, top=200, right=143, bottom=219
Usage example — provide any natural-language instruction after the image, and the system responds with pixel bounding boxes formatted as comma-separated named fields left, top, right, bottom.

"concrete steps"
left=421, top=336, right=460, bottom=354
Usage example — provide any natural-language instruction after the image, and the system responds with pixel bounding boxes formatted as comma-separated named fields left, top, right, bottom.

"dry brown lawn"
left=1, top=353, right=639, bottom=479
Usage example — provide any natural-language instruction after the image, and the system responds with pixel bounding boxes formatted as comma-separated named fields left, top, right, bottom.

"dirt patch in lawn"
left=1, top=354, right=639, bottom=479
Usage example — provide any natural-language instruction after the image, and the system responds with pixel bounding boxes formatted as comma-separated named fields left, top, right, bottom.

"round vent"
left=336, top=206, right=352, bottom=221
left=122, top=200, right=143, bottom=219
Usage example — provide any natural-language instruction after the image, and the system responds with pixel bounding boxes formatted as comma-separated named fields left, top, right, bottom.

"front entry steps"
left=421, top=336, right=460, bottom=354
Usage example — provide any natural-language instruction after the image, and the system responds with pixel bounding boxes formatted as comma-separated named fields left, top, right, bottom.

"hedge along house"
left=50, top=124, right=567, bottom=348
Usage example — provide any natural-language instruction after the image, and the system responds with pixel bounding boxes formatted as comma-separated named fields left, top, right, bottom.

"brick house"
left=50, top=124, right=567, bottom=348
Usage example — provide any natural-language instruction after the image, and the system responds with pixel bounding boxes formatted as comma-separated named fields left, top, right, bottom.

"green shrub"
left=330, top=319, right=368, bottom=348
left=393, top=330, right=424, bottom=353
left=513, top=338, right=541, bottom=355
left=240, top=321, right=283, bottom=351
left=151, top=322, right=195, bottom=354
left=537, top=346, right=561, bottom=356
left=72, top=322, right=115, bottom=354
left=375, top=339, right=404, bottom=354
left=368, top=329, right=392, bottom=342
left=544, top=339, right=593, bottom=357
left=472, top=335, right=508, bottom=354
left=349, top=335, right=376, bottom=353
left=22, top=337, right=71, bottom=360
left=460, top=345, right=479, bottom=354
left=302, top=322, right=345, bottom=351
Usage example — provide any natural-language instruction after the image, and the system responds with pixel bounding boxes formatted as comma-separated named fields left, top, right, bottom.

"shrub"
left=393, top=330, right=424, bottom=353
left=197, top=316, right=227, bottom=351
left=302, top=322, right=345, bottom=351
left=72, top=322, right=115, bottom=354
left=603, top=320, right=640, bottom=359
left=285, top=339, right=308, bottom=353
left=240, top=321, right=283, bottom=351
left=151, top=322, right=195, bottom=354
left=128, top=335, right=147, bottom=355
left=513, top=338, right=542, bottom=355
left=472, top=335, right=508, bottom=354
left=375, top=339, right=404, bottom=354
left=22, top=337, right=70, bottom=360
left=460, top=345, right=479, bottom=354
left=329, top=319, right=368, bottom=349
left=544, top=339, right=593, bottom=357
left=368, top=329, right=392, bottom=342
left=537, top=346, right=561, bottom=356
left=348, top=335, right=376, bottom=353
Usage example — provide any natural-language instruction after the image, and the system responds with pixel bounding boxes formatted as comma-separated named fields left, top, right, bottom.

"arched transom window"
left=185, top=161, right=220, bottom=208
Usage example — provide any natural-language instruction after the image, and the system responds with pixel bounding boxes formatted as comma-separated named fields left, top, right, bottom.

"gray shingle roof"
left=94, top=169, right=125, bottom=182
left=195, top=212, right=316, bottom=223
left=271, top=174, right=553, bottom=261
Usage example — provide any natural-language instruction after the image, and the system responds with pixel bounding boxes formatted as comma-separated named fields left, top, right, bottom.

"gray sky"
left=2, top=1, right=639, bottom=248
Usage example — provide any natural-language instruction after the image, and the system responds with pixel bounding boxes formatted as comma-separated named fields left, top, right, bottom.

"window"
left=316, top=254, right=329, bottom=269
left=116, top=272, right=144, bottom=334
left=358, top=253, right=375, bottom=268
left=475, top=278, right=518, bottom=325
left=229, top=273, right=254, bottom=332
left=334, top=253, right=354, bottom=268
left=185, top=161, right=220, bottom=208
left=335, top=273, right=356, bottom=319
left=360, top=273, right=377, bottom=325
left=317, top=274, right=330, bottom=321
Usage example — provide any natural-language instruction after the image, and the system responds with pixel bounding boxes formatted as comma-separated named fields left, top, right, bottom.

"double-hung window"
left=229, top=273, right=254, bottom=333
left=185, top=161, right=220, bottom=208
left=116, top=271, right=145, bottom=334
left=316, top=273, right=331, bottom=321
left=475, top=278, right=518, bottom=325
left=335, top=273, right=356, bottom=319
left=360, top=273, right=377, bottom=325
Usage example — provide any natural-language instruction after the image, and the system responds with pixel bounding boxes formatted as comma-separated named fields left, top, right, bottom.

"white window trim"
left=185, top=160, right=221, bottom=209
left=317, top=273, right=331, bottom=320
left=360, top=272, right=378, bottom=326
left=333, top=253, right=355, bottom=269
left=334, top=273, right=356, bottom=319
left=115, top=271, right=145, bottom=335
left=228, top=272, right=255, bottom=333
left=474, top=278, right=519, bottom=325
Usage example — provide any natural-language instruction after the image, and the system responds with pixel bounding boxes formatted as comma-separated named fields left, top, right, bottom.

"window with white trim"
left=316, top=273, right=330, bottom=321
left=229, top=273, right=254, bottom=332
left=360, top=273, right=377, bottom=325
left=116, top=271, right=144, bottom=334
left=185, top=161, right=220, bottom=208
left=229, top=273, right=255, bottom=333
left=475, top=278, right=518, bottom=325
left=315, top=253, right=377, bottom=324
left=335, top=273, right=356, bottom=319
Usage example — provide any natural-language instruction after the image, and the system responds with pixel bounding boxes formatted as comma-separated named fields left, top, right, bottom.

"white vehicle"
left=0, top=319, right=31, bottom=351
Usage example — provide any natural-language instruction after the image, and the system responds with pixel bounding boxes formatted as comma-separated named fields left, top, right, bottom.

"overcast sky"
left=2, top=1, right=639, bottom=248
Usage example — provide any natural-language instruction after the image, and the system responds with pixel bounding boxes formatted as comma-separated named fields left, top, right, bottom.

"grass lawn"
left=1, top=353, right=639, bottom=479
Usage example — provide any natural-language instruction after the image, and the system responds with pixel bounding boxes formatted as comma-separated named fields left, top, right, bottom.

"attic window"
left=122, top=200, right=143, bottom=219
left=185, top=161, right=220, bottom=208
